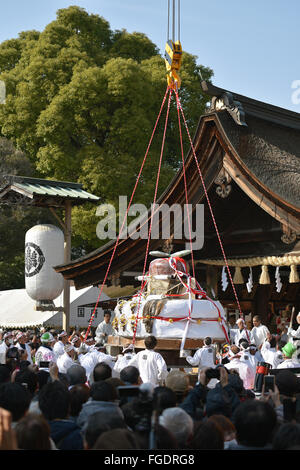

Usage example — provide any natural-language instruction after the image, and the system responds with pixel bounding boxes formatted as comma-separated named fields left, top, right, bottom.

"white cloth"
left=288, top=326, right=300, bottom=341
left=239, top=351, right=257, bottom=389
left=260, top=342, right=284, bottom=369
left=225, top=357, right=254, bottom=390
left=186, top=345, right=216, bottom=378
left=234, top=328, right=253, bottom=347
left=127, top=349, right=168, bottom=387
left=251, top=324, right=270, bottom=348
left=56, top=352, right=76, bottom=374
left=79, top=350, right=116, bottom=382
left=277, top=359, right=300, bottom=369
left=53, top=340, right=66, bottom=359
left=35, top=345, right=56, bottom=367
left=95, top=321, right=116, bottom=343
left=113, top=352, right=137, bottom=376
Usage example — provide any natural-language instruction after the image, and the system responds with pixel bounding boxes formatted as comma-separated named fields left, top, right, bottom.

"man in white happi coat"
left=225, top=345, right=254, bottom=390
left=234, top=318, right=253, bottom=347
left=251, top=315, right=270, bottom=349
left=276, top=342, right=299, bottom=369
left=127, top=335, right=168, bottom=387
left=57, top=344, right=76, bottom=374
left=0, top=332, right=14, bottom=364
left=113, top=343, right=136, bottom=377
left=95, top=311, right=116, bottom=345
left=78, top=344, right=116, bottom=382
left=186, top=337, right=216, bottom=374
left=15, top=332, right=33, bottom=364
left=260, top=333, right=284, bottom=369
left=53, top=330, right=69, bottom=359
left=35, top=332, right=56, bottom=368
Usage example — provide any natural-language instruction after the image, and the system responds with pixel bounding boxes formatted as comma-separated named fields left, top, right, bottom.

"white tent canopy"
left=0, top=286, right=109, bottom=329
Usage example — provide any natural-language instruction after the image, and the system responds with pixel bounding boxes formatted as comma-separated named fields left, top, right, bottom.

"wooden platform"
left=106, top=335, right=224, bottom=367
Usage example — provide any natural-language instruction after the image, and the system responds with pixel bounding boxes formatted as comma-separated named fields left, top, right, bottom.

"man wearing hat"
left=56, top=344, right=76, bottom=374
left=95, top=311, right=116, bottom=346
left=277, top=343, right=299, bottom=369
left=53, top=330, right=69, bottom=359
left=35, top=332, right=56, bottom=368
left=0, top=332, right=13, bottom=364
left=15, top=332, right=33, bottom=364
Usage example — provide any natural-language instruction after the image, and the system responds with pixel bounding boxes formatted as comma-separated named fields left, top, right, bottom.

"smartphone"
left=263, top=374, right=275, bottom=392
left=39, top=361, right=50, bottom=368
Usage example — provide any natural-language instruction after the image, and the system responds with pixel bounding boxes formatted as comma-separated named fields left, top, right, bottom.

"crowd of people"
left=0, top=310, right=300, bottom=451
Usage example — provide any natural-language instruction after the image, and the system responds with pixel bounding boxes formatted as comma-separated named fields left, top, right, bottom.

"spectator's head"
left=205, top=386, right=232, bottom=418
left=120, top=366, right=140, bottom=385
left=66, top=364, right=87, bottom=386
left=64, top=344, right=75, bottom=359
left=5, top=347, right=20, bottom=372
left=40, top=332, right=55, bottom=347
left=0, top=365, right=10, bottom=384
left=144, top=336, right=157, bottom=350
left=275, top=370, right=300, bottom=397
left=208, top=414, right=236, bottom=443
left=15, top=413, right=51, bottom=450
left=204, top=337, right=212, bottom=346
left=232, top=400, right=277, bottom=447
left=153, top=386, right=177, bottom=415
left=190, top=419, right=224, bottom=450
left=69, top=384, right=90, bottom=418
left=38, top=381, right=70, bottom=421
left=159, top=407, right=193, bottom=448
left=90, top=380, right=117, bottom=402
left=273, top=423, right=300, bottom=450
left=0, top=382, right=31, bottom=422
left=84, top=413, right=110, bottom=449
left=14, top=369, right=38, bottom=397
left=93, top=428, right=140, bottom=450
left=236, top=318, right=245, bottom=331
left=165, top=371, right=189, bottom=403
left=93, top=362, right=112, bottom=382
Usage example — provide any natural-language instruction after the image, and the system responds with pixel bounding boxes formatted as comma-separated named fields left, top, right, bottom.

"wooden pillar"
left=63, top=200, right=72, bottom=333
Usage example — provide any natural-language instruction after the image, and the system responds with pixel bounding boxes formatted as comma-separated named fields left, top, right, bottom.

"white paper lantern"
left=25, top=224, right=64, bottom=303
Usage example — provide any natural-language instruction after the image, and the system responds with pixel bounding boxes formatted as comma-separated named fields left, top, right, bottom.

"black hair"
left=15, top=369, right=38, bottom=396
left=69, top=384, right=90, bottom=417
left=152, top=386, right=177, bottom=414
left=66, top=364, right=87, bottom=386
left=232, top=400, right=277, bottom=447
left=0, top=365, right=10, bottom=384
left=0, top=382, right=31, bottom=422
left=90, top=381, right=116, bottom=402
left=93, top=362, right=112, bottom=382
left=38, top=381, right=70, bottom=421
left=144, top=336, right=157, bottom=350
left=120, top=366, right=140, bottom=385
left=273, top=423, right=300, bottom=450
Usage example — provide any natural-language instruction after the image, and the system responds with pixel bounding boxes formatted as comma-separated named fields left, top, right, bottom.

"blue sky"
left=0, top=0, right=299, bottom=112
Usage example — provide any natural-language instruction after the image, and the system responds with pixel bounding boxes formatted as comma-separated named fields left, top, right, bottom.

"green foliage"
left=0, top=5, right=213, bottom=262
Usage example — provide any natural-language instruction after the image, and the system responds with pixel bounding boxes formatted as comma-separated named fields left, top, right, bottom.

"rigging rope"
left=83, top=86, right=170, bottom=341
left=174, top=89, right=244, bottom=319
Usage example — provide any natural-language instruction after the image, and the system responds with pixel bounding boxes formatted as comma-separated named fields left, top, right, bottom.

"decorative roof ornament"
left=209, top=91, right=247, bottom=126
left=214, top=168, right=232, bottom=198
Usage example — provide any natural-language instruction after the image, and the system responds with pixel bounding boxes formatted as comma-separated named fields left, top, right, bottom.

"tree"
left=0, top=6, right=213, bottom=254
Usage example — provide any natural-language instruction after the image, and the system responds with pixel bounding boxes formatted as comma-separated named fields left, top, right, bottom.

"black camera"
left=205, top=368, right=220, bottom=380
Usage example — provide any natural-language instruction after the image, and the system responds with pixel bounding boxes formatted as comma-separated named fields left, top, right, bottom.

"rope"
left=174, top=89, right=244, bottom=319
left=175, top=91, right=196, bottom=280
left=132, top=87, right=173, bottom=345
left=83, top=86, right=170, bottom=341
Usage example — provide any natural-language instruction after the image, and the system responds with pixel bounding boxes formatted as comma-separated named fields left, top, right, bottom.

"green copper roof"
left=0, top=175, right=100, bottom=206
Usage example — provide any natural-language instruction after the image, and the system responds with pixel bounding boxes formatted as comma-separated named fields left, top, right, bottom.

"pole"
left=63, top=200, right=72, bottom=333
